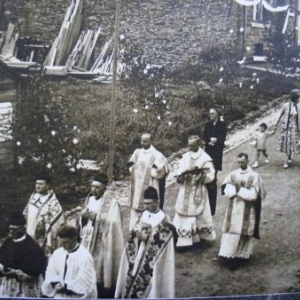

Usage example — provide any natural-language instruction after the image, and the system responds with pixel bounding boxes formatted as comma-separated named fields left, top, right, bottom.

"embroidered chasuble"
left=115, top=210, right=176, bottom=298
left=219, top=166, right=266, bottom=259
left=23, top=191, right=65, bottom=253
left=78, top=190, right=124, bottom=289
left=173, top=148, right=216, bottom=247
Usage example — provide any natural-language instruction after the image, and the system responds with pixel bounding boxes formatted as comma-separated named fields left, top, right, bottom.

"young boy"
left=252, top=122, right=270, bottom=168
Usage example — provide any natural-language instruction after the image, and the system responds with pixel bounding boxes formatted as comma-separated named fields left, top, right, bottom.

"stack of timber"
left=44, top=0, right=83, bottom=67
left=90, top=37, right=125, bottom=83
left=43, top=0, right=124, bottom=82
left=66, top=27, right=102, bottom=71
left=0, top=0, right=124, bottom=82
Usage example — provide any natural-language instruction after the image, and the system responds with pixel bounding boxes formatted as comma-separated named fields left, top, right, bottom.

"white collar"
left=35, top=189, right=53, bottom=197
left=141, top=209, right=165, bottom=228
left=239, top=166, right=251, bottom=174
left=190, top=148, right=203, bottom=159
left=141, top=145, right=154, bottom=153
left=89, top=195, right=103, bottom=201
left=13, top=234, right=27, bottom=243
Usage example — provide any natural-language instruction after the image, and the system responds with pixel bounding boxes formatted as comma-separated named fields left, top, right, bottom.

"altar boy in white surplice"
left=42, top=225, right=97, bottom=298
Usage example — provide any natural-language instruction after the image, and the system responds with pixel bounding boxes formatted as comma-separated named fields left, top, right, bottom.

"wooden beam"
left=108, top=0, right=121, bottom=182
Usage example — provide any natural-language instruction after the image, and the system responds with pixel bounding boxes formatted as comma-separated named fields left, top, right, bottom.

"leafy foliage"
left=13, top=76, right=82, bottom=180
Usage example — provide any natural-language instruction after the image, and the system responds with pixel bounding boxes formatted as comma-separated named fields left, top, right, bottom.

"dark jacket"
left=203, top=119, right=227, bottom=171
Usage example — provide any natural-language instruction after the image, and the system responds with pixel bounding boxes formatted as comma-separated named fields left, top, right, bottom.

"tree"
left=13, top=75, right=82, bottom=177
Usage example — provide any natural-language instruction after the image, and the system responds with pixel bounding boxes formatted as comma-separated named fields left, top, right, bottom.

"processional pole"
left=108, top=0, right=122, bottom=183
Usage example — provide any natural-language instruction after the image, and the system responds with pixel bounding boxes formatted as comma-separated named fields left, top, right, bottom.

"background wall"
left=3, top=0, right=243, bottom=67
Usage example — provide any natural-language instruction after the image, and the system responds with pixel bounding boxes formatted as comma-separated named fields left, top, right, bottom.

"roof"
left=0, top=59, right=20, bottom=81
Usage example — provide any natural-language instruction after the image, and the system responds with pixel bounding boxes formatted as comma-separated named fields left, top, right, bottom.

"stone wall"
left=3, top=0, right=243, bottom=67
left=3, top=0, right=69, bottom=42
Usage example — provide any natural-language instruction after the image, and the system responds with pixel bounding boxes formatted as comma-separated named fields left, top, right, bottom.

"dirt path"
left=164, top=128, right=300, bottom=298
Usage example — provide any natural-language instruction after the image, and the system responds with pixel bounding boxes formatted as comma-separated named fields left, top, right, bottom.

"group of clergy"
left=0, top=107, right=266, bottom=299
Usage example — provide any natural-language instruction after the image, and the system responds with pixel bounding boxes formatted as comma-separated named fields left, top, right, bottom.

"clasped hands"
left=51, top=281, right=64, bottom=292
left=0, top=265, right=29, bottom=281
left=81, top=209, right=96, bottom=220
left=208, top=137, right=217, bottom=146
left=136, top=225, right=152, bottom=241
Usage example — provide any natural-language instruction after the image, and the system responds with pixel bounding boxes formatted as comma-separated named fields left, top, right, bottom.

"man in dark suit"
left=203, top=108, right=227, bottom=216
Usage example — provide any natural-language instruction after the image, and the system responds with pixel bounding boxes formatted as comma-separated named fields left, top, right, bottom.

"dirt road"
left=163, top=131, right=300, bottom=298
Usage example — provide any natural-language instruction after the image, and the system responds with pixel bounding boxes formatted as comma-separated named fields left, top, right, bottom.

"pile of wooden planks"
left=67, top=34, right=125, bottom=82
left=66, top=27, right=102, bottom=71
left=43, top=0, right=124, bottom=81
left=44, top=0, right=83, bottom=66
left=0, top=0, right=125, bottom=82
left=0, top=23, right=19, bottom=58
left=90, top=37, right=113, bottom=73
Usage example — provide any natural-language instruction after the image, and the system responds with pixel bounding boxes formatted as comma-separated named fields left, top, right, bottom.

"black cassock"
left=203, top=119, right=227, bottom=216
left=203, top=119, right=227, bottom=171
left=0, top=234, right=47, bottom=277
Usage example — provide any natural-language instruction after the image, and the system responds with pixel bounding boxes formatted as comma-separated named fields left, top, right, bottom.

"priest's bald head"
left=188, top=135, right=201, bottom=152
left=141, top=133, right=152, bottom=150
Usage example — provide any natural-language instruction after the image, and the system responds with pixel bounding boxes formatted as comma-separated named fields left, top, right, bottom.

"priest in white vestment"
left=128, top=133, right=169, bottom=230
left=115, top=187, right=176, bottom=298
left=173, top=135, right=216, bottom=247
left=78, top=174, right=124, bottom=298
left=23, top=172, right=65, bottom=255
left=42, top=225, right=97, bottom=298
left=219, top=152, right=266, bottom=260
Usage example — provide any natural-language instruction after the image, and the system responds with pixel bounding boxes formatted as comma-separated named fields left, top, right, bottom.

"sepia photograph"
left=0, top=0, right=300, bottom=299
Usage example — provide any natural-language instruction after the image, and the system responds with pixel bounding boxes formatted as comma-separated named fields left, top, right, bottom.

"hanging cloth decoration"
left=233, top=0, right=261, bottom=6
left=234, top=0, right=289, bottom=12
left=262, top=0, right=289, bottom=13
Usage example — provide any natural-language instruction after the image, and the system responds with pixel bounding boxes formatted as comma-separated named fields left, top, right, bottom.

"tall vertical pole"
left=108, top=0, right=121, bottom=183
left=27, top=0, right=33, bottom=35
left=297, top=1, right=300, bottom=45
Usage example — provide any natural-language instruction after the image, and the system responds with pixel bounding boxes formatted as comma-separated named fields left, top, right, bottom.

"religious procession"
left=1, top=88, right=300, bottom=299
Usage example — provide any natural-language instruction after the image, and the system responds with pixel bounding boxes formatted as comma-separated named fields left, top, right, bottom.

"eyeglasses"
left=8, top=226, right=24, bottom=231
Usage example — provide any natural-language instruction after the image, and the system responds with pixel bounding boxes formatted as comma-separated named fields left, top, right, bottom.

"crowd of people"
left=0, top=89, right=299, bottom=299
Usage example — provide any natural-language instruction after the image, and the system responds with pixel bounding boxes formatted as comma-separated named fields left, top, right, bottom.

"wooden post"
left=27, top=0, right=34, bottom=35
left=108, top=0, right=121, bottom=183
